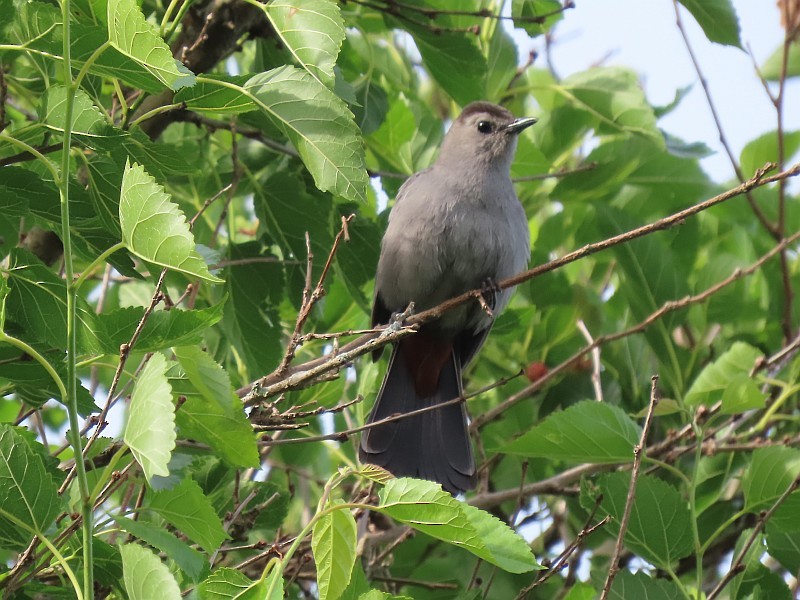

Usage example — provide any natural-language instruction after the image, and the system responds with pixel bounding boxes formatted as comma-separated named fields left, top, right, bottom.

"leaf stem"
left=58, top=0, right=94, bottom=593
left=0, top=333, right=68, bottom=400
left=72, top=241, right=126, bottom=292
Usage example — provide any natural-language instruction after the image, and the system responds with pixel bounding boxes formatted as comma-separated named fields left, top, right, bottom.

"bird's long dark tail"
left=359, top=340, right=476, bottom=494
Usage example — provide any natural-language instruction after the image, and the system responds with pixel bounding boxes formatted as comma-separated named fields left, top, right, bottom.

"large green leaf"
left=40, top=86, right=106, bottom=136
left=263, top=0, right=345, bottom=88
left=174, top=74, right=255, bottom=114
left=172, top=346, right=258, bottom=468
left=584, top=473, right=694, bottom=569
left=740, top=130, right=800, bottom=178
left=678, top=0, right=742, bottom=48
left=556, top=68, right=663, bottom=145
left=242, top=66, right=368, bottom=203
left=0, top=424, right=65, bottom=550
left=148, top=477, right=227, bottom=554
left=113, top=515, right=206, bottom=581
left=120, top=543, right=182, bottom=600
left=376, top=478, right=538, bottom=573
left=743, top=446, right=800, bottom=513
left=500, top=400, right=641, bottom=463
left=107, top=0, right=195, bottom=90
left=608, top=570, right=687, bottom=599
left=120, top=162, right=222, bottom=283
left=124, top=352, right=176, bottom=481
left=685, top=342, right=764, bottom=413
left=197, top=567, right=283, bottom=600
left=312, top=503, right=358, bottom=600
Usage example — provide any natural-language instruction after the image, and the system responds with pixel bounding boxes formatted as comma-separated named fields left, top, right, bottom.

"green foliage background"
left=0, top=0, right=799, bottom=598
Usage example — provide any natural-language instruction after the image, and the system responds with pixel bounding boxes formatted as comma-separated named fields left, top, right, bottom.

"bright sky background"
left=514, top=0, right=800, bottom=182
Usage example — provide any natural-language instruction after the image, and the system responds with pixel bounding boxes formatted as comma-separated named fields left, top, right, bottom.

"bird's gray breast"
left=376, top=166, right=530, bottom=332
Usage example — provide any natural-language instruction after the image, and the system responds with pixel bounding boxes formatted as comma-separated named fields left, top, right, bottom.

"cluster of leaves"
left=0, top=0, right=799, bottom=598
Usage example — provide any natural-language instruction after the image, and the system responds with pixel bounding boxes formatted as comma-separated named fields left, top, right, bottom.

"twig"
left=189, top=183, right=233, bottom=229
left=516, top=497, right=610, bottom=597
left=707, top=472, right=800, bottom=599
left=276, top=215, right=355, bottom=374
left=600, top=375, right=659, bottom=599
left=471, top=227, right=800, bottom=430
left=241, top=162, right=800, bottom=402
left=576, top=319, right=603, bottom=402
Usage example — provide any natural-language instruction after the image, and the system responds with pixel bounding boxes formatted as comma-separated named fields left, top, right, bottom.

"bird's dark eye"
left=477, top=120, right=494, bottom=134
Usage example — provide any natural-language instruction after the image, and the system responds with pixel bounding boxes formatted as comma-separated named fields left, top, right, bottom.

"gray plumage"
left=359, top=102, right=534, bottom=494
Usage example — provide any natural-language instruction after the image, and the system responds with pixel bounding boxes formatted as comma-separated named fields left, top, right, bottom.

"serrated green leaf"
left=263, top=0, right=345, bottom=88
left=678, top=0, right=742, bottom=47
left=174, top=74, right=255, bottom=114
left=500, top=400, right=641, bottom=463
left=743, top=446, right=800, bottom=512
left=312, top=503, right=357, bottom=600
left=124, top=352, right=176, bottom=481
left=242, top=66, right=368, bottom=202
left=608, top=570, right=686, bottom=599
left=0, top=424, right=65, bottom=550
left=222, top=241, right=284, bottom=378
left=120, top=543, right=182, bottom=600
left=120, top=161, right=222, bottom=283
left=173, top=345, right=258, bottom=468
left=376, top=478, right=537, bottom=573
left=113, top=515, right=207, bottom=581
left=198, top=567, right=274, bottom=600
left=556, top=68, right=663, bottom=145
left=107, top=0, right=195, bottom=90
left=41, top=85, right=106, bottom=136
left=149, top=477, right=227, bottom=554
left=685, top=342, right=764, bottom=413
left=459, top=503, right=541, bottom=573
left=590, top=473, right=694, bottom=569
left=5, top=248, right=107, bottom=354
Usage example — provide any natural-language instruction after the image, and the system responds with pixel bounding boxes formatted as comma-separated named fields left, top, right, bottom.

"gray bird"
left=359, top=101, right=535, bottom=494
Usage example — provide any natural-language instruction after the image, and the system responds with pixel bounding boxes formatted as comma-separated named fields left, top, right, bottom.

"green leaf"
left=149, top=477, right=227, bottom=554
left=678, top=0, right=742, bottom=48
left=98, top=302, right=225, bottom=354
left=198, top=568, right=276, bottom=600
left=766, top=524, right=800, bottom=574
left=740, top=130, right=800, bottom=178
left=608, top=570, right=687, bottom=599
left=376, top=478, right=538, bottom=573
left=222, top=241, right=284, bottom=377
left=499, top=400, right=641, bottom=463
left=243, top=66, right=368, bottom=203
left=685, top=342, right=764, bottom=413
left=174, top=74, right=255, bottom=114
left=459, top=503, right=542, bottom=574
left=5, top=249, right=107, bottom=354
left=120, top=543, right=182, bottom=600
left=761, top=41, right=800, bottom=81
left=107, top=0, right=195, bottom=90
left=41, top=86, right=106, bottom=136
left=112, top=515, right=207, bottom=581
left=312, top=503, right=358, bottom=600
left=743, top=446, right=800, bottom=513
left=0, top=424, right=65, bottom=550
left=173, top=346, right=258, bottom=468
left=124, top=352, right=176, bottom=481
left=511, top=0, right=565, bottom=37
left=263, top=0, right=345, bottom=88
left=585, top=473, right=694, bottom=569
left=557, top=68, right=663, bottom=145
left=120, top=161, right=222, bottom=283
left=486, top=24, right=518, bottom=101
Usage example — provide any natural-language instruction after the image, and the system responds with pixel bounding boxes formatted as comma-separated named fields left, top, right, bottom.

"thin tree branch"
left=600, top=375, right=659, bottom=599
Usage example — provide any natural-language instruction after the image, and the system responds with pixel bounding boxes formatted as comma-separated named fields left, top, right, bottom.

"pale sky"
left=518, top=0, right=800, bottom=182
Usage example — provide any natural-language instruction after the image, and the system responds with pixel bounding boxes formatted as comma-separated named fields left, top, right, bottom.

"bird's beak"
left=502, top=117, right=538, bottom=135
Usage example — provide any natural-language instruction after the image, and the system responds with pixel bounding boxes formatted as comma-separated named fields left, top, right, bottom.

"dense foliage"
left=1, top=0, right=799, bottom=598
